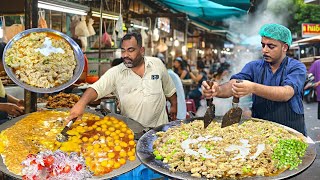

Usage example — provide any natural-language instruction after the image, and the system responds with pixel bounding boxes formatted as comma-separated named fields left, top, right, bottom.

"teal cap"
left=259, top=23, right=292, bottom=46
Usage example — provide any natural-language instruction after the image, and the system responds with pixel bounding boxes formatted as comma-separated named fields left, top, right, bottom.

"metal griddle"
left=0, top=109, right=145, bottom=180
left=136, top=116, right=316, bottom=180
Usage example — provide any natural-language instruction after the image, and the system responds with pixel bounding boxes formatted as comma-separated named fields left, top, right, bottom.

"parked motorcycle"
left=304, top=73, right=317, bottom=103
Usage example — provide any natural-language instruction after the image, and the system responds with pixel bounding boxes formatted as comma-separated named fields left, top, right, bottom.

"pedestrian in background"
left=188, top=60, right=208, bottom=110
left=157, top=53, right=187, bottom=120
left=0, top=42, right=24, bottom=124
left=173, top=57, right=190, bottom=80
left=308, top=59, right=320, bottom=120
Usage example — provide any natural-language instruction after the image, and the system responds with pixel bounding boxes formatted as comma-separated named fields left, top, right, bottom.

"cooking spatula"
left=203, top=80, right=215, bottom=128
left=56, top=117, right=77, bottom=142
left=221, top=80, right=242, bottom=128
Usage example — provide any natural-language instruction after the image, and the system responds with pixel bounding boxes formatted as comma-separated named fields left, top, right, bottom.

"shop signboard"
left=302, top=23, right=320, bottom=37
left=174, top=30, right=184, bottom=42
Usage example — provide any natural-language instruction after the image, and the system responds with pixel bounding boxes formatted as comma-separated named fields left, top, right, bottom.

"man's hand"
left=169, top=104, right=177, bottom=121
left=16, top=99, right=24, bottom=107
left=232, top=80, right=255, bottom=98
left=66, top=102, right=86, bottom=122
left=201, top=81, right=219, bottom=99
left=167, top=93, right=177, bottom=121
left=3, top=103, right=24, bottom=117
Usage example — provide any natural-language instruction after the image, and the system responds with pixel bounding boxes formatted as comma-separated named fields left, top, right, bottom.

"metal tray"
left=136, top=117, right=317, bottom=180
left=0, top=109, right=145, bottom=179
left=2, top=28, right=85, bottom=93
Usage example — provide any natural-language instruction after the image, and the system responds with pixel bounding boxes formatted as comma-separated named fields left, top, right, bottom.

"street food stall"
left=0, top=0, right=319, bottom=180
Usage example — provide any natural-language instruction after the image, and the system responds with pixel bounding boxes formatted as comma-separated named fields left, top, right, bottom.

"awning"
left=294, top=35, right=320, bottom=44
left=158, top=0, right=247, bottom=21
left=189, top=17, right=227, bottom=33
left=209, top=0, right=251, bottom=11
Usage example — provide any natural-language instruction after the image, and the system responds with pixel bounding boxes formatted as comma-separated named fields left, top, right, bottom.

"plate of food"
left=2, top=28, right=84, bottom=93
left=0, top=109, right=145, bottom=179
left=136, top=117, right=316, bottom=180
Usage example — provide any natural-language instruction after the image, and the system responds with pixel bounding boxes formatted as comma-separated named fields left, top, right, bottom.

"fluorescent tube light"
left=131, top=24, right=148, bottom=30
left=92, top=11, right=119, bottom=20
left=38, top=1, right=87, bottom=15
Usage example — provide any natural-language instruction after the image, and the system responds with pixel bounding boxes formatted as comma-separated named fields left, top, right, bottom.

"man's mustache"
left=123, top=58, right=132, bottom=62
left=263, top=55, right=270, bottom=59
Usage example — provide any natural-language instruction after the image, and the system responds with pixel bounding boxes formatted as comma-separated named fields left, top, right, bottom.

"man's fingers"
left=202, top=81, right=210, bottom=90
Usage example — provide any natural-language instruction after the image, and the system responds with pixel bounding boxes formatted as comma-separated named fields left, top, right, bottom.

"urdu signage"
left=302, top=23, right=320, bottom=37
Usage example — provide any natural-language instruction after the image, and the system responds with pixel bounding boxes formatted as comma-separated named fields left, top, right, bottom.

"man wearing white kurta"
left=68, top=32, right=177, bottom=128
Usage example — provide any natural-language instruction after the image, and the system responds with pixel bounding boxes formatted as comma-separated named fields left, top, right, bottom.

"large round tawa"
left=136, top=117, right=316, bottom=180
left=2, top=28, right=85, bottom=93
left=0, top=110, right=144, bottom=179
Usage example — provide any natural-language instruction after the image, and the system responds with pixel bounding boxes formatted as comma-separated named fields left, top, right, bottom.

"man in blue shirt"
left=202, top=23, right=307, bottom=135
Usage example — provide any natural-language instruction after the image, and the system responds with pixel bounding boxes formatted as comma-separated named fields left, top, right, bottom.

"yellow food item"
left=61, top=115, right=137, bottom=176
left=0, top=110, right=137, bottom=177
left=0, top=111, right=82, bottom=174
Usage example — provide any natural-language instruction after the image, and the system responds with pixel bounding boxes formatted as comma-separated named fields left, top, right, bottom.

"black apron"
left=0, top=95, right=9, bottom=124
left=252, top=57, right=306, bottom=135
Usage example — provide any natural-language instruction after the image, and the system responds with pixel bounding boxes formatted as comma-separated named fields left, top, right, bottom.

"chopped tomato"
left=37, top=164, right=44, bottom=170
left=62, top=165, right=71, bottom=173
left=30, top=160, right=37, bottom=165
left=43, top=155, right=54, bottom=167
left=76, top=164, right=82, bottom=171
left=27, top=154, right=36, bottom=159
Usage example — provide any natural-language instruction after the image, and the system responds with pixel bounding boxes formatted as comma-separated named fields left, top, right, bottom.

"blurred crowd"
left=157, top=53, right=251, bottom=116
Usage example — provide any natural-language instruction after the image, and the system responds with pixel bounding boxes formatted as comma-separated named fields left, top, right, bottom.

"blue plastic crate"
left=113, top=165, right=168, bottom=180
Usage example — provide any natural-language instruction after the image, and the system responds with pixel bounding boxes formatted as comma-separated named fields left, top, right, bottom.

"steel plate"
left=2, top=28, right=85, bottom=93
left=137, top=117, right=316, bottom=180
left=0, top=110, right=144, bottom=179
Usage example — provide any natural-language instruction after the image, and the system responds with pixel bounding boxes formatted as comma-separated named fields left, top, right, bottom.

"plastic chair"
left=185, top=99, right=197, bottom=113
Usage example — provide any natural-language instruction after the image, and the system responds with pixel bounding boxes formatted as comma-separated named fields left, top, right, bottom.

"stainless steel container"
left=101, top=98, right=117, bottom=113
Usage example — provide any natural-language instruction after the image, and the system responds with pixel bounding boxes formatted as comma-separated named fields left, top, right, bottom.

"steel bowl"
left=2, top=28, right=84, bottom=93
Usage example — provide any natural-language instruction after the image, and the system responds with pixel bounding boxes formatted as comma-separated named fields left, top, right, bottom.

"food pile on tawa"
left=46, top=92, right=80, bottom=108
left=0, top=71, right=14, bottom=85
left=4, top=32, right=76, bottom=88
left=153, top=120, right=308, bottom=179
left=0, top=110, right=136, bottom=178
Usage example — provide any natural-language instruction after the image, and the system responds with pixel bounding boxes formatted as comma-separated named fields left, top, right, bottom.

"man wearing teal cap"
left=202, top=23, right=307, bottom=135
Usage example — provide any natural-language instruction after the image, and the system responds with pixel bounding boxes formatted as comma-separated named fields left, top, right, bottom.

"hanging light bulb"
left=174, top=39, right=180, bottom=47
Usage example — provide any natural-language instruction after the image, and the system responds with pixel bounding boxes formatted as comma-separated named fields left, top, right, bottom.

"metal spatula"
left=221, top=80, right=242, bottom=128
left=203, top=80, right=215, bottom=128
left=56, top=117, right=77, bottom=142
